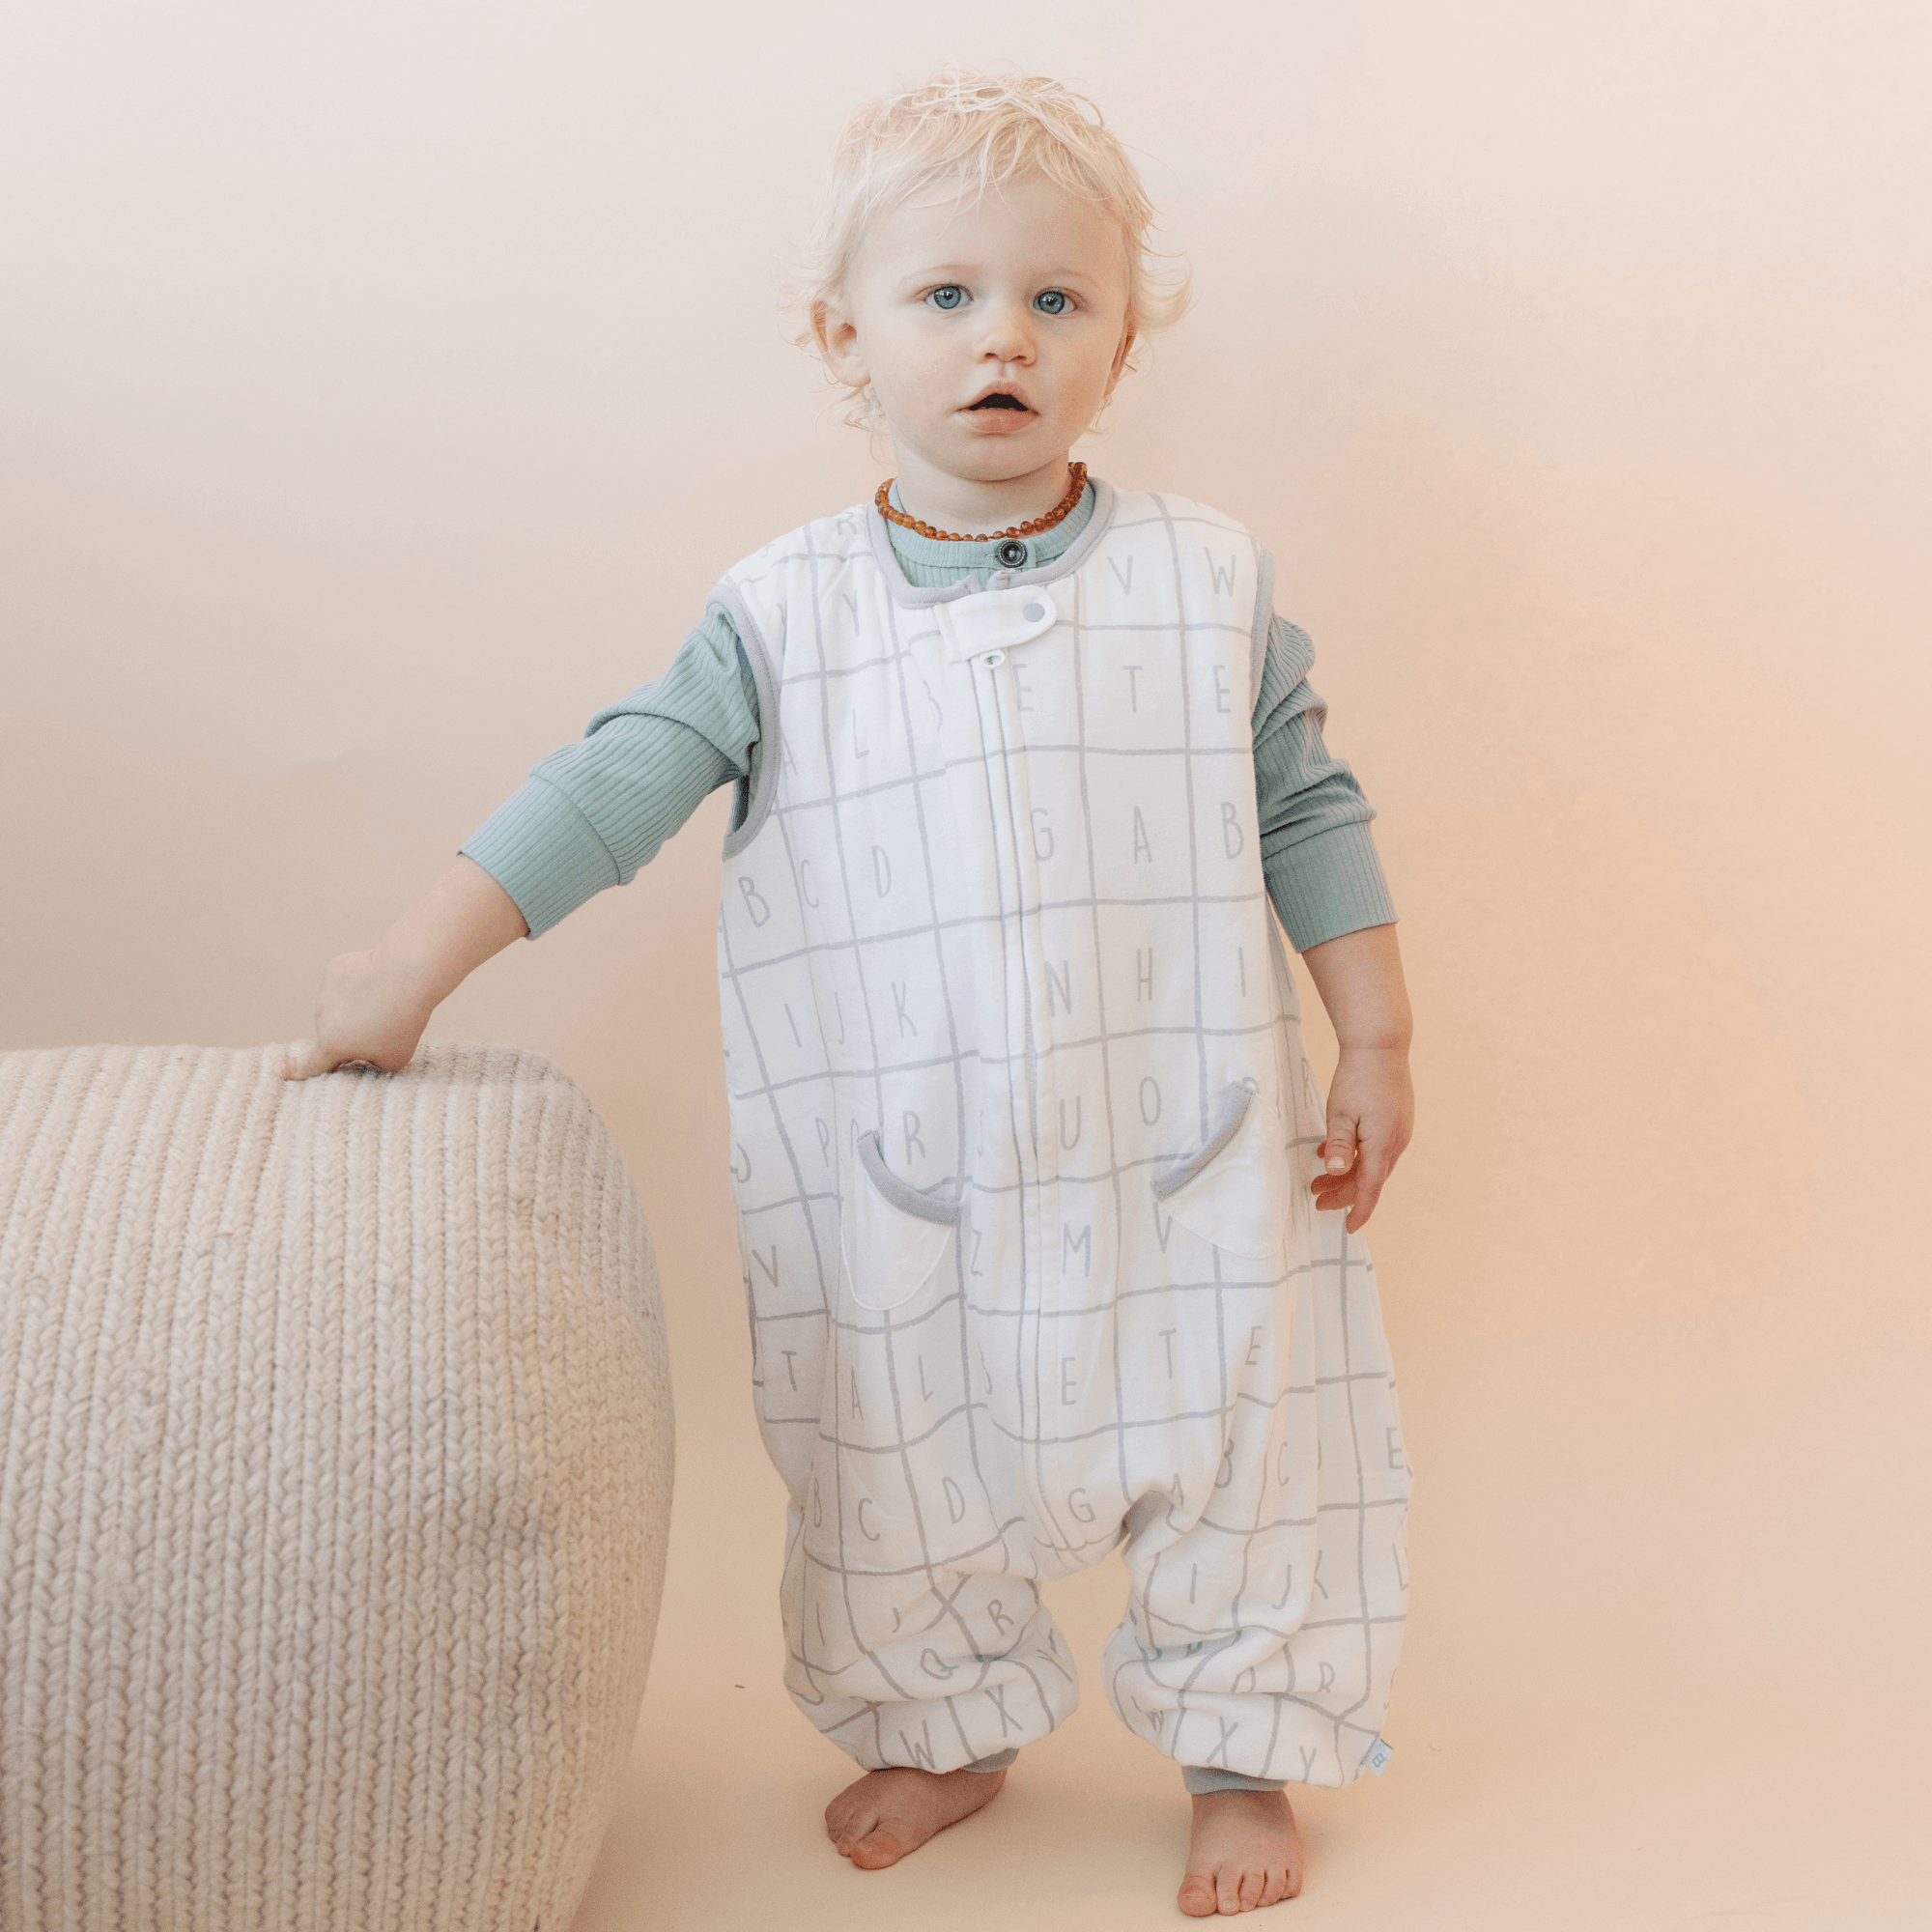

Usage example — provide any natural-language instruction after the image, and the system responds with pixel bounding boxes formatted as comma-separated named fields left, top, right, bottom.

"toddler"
left=281, top=71, right=1415, bottom=1918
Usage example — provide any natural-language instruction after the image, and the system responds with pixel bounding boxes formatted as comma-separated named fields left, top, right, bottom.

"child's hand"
left=276, top=950, right=433, bottom=1081
left=1310, top=1044, right=1412, bottom=1234
left=275, top=857, right=528, bottom=1082
left=1299, top=924, right=1414, bottom=1235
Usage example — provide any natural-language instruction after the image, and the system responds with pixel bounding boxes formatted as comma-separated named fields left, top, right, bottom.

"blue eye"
left=1034, top=289, right=1070, bottom=316
left=928, top=285, right=967, bottom=310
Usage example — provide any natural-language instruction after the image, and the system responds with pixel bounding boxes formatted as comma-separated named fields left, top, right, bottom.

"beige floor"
left=577, top=1712, right=1915, bottom=1930
left=565, top=1187, right=1928, bottom=1931
left=574, top=1519, right=1919, bottom=1932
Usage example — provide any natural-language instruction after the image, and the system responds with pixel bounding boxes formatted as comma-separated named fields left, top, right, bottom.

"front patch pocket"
left=1150, top=1079, right=1293, bottom=1259
left=840, top=1130, right=962, bottom=1312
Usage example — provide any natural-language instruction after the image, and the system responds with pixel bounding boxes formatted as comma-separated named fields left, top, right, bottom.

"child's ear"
left=812, top=298, right=868, bottom=392
left=1106, top=321, right=1137, bottom=394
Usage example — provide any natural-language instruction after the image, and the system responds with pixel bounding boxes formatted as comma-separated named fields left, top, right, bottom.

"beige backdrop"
left=4, top=4, right=1927, bottom=1926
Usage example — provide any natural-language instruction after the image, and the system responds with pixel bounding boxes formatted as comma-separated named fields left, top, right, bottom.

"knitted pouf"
left=0, top=1043, right=674, bottom=1932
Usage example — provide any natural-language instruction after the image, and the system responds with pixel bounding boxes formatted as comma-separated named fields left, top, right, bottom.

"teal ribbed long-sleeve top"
left=461, top=483, right=1395, bottom=952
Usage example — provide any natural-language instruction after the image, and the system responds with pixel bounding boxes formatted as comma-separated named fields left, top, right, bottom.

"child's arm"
left=1249, top=611, right=1411, bottom=1233
left=278, top=611, right=763, bottom=1083
left=1299, top=922, right=1412, bottom=1235
left=276, top=856, right=527, bottom=1080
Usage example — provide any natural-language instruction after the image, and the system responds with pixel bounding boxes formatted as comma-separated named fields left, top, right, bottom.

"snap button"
left=980, top=649, right=1006, bottom=667
left=995, top=539, right=1029, bottom=569
left=942, top=585, right=1057, bottom=663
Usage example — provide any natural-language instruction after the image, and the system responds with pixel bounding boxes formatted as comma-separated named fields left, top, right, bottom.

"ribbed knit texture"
left=0, top=1042, right=674, bottom=1932
left=462, top=485, right=1396, bottom=951
left=876, top=475, right=1095, bottom=584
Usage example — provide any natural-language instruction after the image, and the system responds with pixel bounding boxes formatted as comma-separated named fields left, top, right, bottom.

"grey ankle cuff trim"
left=963, top=1748, right=1018, bottom=1774
left=1182, top=1766, right=1288, bottom=1796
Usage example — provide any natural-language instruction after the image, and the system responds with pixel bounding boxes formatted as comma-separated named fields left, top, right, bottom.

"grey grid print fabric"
left=0, top=1042, right=673, bottom=1931
left=710, top=482, right=1412, bottom=1788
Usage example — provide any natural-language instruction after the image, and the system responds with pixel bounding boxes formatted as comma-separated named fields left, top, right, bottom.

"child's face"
left=818, top=173, right=1133, bottom=497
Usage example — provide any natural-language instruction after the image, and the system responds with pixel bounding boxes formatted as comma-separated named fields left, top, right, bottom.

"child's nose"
left=977, top=301, right=1036, bottom=361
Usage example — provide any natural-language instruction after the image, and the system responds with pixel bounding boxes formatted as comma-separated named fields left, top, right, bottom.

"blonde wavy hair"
left=790, top=69, right=1190, bottom=429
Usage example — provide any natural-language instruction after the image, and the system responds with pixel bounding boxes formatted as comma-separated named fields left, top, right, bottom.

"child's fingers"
left=1313, top=1188, right=1355, bottom=1223
left=1340, top=1137, right=1406, bottom=1232
left=1310, top=1162, right=1355, bottom=1206
left=1319, top=1125, right=1358, bottom=1177
left=1312, top=1142, right=1397, bottom=1223
left=1344, top=1164, right=1387, bottom=1233
left=276, top=1041, right=331, bottom=1082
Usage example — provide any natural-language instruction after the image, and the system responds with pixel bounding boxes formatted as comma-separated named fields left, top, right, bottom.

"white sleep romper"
left=710, top=479, right=1412, bottom=1789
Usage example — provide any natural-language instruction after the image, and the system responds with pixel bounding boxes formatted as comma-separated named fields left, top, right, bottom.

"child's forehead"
left=858, top=174, right=1127, bottom=273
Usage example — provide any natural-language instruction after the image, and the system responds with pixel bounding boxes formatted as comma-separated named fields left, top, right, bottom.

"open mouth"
left=967, top=392, right=1030, bottom=412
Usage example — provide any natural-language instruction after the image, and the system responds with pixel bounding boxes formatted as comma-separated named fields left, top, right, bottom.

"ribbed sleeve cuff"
left=1263, top=822, right=1398, bottom=952
left=459, top=776, right=621, bottom=940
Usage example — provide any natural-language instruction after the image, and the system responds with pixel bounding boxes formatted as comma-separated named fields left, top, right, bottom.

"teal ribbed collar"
left=883, top=479, right=1096, bottom=582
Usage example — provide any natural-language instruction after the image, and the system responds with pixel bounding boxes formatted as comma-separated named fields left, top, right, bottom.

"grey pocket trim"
left=1150, top=1082, right=1253, bottom=1200
left=859, top=1130, right=962, bottom=1225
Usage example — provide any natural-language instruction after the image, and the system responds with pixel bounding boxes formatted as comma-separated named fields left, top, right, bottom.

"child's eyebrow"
left=895, top=262, right=1108, bottom=291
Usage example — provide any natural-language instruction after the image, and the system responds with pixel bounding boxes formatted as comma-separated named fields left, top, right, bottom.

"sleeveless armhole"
left=711, top=580, right=781, bottom=858
left=1250, top=542, right=1277, bottom=714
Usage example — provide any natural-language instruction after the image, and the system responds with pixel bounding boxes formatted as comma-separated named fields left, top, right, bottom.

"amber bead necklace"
left=874, top=462, right=1088, bottom=543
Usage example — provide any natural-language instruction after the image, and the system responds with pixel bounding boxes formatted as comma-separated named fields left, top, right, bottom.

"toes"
left=1178, top=1874, right=1219, bottom=1918
left=1237, top=1865, right=1266, bottom=1912
left=826, top=1772, right=886, bottom=1849
left=828, top=1811, right=875, bottom=1853
left=849, top=1829, right=904, bottom=1869
left=1217, top=1868, right=1245, bottom=1914
left=832, top=1818, right=873, bottom=1856
left=1259, top=1863, right=1292, bottom=1907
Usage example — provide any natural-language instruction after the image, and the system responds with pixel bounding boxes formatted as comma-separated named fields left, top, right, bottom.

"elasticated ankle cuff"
left=1182, top=1765, right=1288, bottom=1796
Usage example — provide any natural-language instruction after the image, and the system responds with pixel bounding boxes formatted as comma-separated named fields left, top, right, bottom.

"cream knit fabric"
left=0, top=1043, right=673, bottom=1932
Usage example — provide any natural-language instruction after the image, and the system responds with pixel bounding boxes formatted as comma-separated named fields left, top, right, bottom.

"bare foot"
left=824, top=1765, right=1008, bottom=1870
left=1178, top=1789, right=1304, bottom=1916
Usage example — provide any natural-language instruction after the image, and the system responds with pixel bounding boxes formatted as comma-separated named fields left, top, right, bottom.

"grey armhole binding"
left=714, top=577, right=781, bottom=859
left=1150, top=1082, right=1254, bottom=1200
left=859, top=1131, right=963, bottom=1225
left=1250, top=543, right=1277, bottom=715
